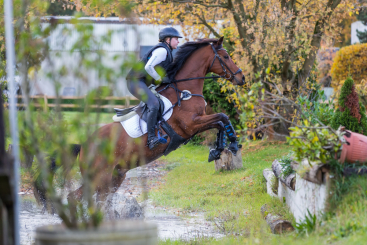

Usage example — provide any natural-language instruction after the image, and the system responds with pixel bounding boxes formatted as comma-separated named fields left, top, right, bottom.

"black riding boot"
left=147, top=107, right=163, bottom=150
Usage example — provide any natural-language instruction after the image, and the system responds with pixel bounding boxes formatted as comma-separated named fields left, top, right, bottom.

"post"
left=126, top=96, right=130, bottom=108
left=4, top=0, right=20, bottom=244
left=43, top=94, right=48, bottom=112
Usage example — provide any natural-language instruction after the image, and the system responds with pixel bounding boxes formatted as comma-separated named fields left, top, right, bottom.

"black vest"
left=127, top=43, right=173, bottom=83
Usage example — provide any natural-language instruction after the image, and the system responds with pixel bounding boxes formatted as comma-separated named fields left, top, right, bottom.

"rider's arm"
left=145, top=47, right=167, bottom=81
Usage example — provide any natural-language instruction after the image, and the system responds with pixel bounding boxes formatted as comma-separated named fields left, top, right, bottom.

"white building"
left=351, top=21, right=367, bottom=44
left=31, top=17, right=186, bottom=97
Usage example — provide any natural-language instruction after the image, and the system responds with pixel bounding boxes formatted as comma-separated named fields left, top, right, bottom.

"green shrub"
left=295, top=209, right=317, bottom=236
left=297, top=89, right=335, bottom=126
left=278, top=153, right=295, bottom=178
left=331, top=77, right=367, bottom=135
left=189, top=76, right=239, bottom=145
left=203, top=76, right=238, bottom=126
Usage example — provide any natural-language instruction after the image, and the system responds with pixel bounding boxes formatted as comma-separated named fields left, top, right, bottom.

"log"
left=261, top=204, right=294, bottom=234
left=291, top=160, right=329, bottom=185
left=272, top=160, right=296, bottom=190
left=215, top=148, right=243, bottom=171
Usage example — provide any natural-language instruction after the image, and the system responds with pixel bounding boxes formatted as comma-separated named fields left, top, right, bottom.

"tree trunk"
left=215, top=148, right=243, bottom=171
left=261, top=204, right=294, bottom=234
left=272, top=160, right=296, bottom=190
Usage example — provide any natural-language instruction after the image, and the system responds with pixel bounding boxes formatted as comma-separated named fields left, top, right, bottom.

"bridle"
left=172, top=43, right=242, bottom=84
left=156, top=42, right=243, bottom=115
left=206, top=43, right=242, bottom=83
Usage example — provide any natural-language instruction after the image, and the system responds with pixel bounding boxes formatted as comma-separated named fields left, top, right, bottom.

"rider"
left=127, top=27, right=182, bottom=150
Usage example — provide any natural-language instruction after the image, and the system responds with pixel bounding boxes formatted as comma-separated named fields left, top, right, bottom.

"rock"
left=102, top=193, right=144, bottom=220
left=215, top=149, right=243, bottom=171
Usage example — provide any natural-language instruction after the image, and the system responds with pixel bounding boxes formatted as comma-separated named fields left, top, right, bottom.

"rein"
left=157, top=43, right=242, bottom=118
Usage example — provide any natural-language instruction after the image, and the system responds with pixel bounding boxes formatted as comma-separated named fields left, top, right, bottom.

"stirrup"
left=148, top=135, right=168, bottom=150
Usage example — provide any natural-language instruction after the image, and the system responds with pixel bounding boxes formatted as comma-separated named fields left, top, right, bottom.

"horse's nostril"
left=242, top=75, right=245, bottom=84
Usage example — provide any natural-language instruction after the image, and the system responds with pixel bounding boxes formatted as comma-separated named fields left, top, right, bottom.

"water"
left=20, top=198, right=62, bottom=245
left=19, top=162, right=223, bottom=244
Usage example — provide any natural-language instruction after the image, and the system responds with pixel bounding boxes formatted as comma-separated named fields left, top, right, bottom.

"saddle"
left=114, top=99, right=165, bottom=124
left=114, top=94, right=187, bottom=156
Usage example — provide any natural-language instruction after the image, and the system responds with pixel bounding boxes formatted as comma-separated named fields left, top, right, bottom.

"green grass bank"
left=151, top=142, right=367, bottom=245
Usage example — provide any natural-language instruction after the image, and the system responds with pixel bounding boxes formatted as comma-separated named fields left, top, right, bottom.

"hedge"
left=331, top=43, right=367, bottom=88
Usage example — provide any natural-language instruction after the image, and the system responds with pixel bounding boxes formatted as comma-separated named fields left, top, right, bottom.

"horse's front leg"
left=193, top=113, right=241, bottom=155
left=208, top=126, right=226, bottom=162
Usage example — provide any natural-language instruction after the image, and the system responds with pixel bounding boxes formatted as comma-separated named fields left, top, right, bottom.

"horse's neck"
left=174, top=49, right=210, bottom=94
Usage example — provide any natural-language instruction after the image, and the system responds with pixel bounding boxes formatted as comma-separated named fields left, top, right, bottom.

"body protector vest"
left=126, top=43, right=173, bottom=84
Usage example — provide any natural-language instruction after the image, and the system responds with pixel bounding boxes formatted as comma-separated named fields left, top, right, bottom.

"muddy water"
left=19, top=161, right=223, bottom=244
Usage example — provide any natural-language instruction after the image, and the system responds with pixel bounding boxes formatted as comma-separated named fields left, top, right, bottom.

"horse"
left=59, top=37, right=245, bottom=202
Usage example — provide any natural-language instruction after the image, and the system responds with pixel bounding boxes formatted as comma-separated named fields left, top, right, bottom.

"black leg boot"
left=224, top=122, right=242, bottom=155
left=208, top=130, right=226, bottom=162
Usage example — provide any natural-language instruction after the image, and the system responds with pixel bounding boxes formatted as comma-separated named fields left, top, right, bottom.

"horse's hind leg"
left=192, top=113, right=241, bottom=154
left=68, top=185, right=84, bottom=202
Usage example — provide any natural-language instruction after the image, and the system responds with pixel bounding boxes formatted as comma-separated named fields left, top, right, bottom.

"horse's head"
left=209, top=37, right=245, bottom=86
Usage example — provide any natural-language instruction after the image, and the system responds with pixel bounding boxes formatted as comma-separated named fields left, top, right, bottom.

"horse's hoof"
left=208, top=149, right=221, bottom=162
left=228, top=142, right=239, bottom=156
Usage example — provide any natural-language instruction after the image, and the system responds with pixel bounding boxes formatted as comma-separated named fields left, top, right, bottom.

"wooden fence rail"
left=4, top=95, right=139, bottom=112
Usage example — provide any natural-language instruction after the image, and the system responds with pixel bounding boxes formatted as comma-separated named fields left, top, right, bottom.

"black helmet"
left=159, top=27, right=182, bottom=41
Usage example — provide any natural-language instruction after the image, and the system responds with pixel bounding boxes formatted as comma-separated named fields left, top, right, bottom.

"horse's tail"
left=33, top=144, right=81, bottom=213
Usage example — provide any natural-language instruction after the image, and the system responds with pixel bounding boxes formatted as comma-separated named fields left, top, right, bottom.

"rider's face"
left=167, top=37, right=179, bottom=49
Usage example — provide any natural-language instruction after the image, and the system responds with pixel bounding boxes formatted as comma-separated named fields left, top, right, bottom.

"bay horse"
left=68, top=37, right=245, bottom=201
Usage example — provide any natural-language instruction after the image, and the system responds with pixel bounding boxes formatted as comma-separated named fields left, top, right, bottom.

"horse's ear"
left=218, top=36, right=224, bottom=46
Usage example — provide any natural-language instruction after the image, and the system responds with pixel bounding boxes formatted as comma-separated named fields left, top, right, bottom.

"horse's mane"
left=166, top=38, right=222, bottom=81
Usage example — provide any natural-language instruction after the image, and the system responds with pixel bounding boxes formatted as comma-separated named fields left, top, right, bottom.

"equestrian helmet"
left=159, top=27, right=182, bottom=41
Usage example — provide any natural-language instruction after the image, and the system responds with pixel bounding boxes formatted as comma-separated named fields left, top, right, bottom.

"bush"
left=203, top=77, right=238, bottom=126
left=297, top=89, right=335, bottom=126
left=331, top=77, right=367, bottom=135
left=191, top=76, right=239, bottom=145
left=331, top=43, right=367, bottom=88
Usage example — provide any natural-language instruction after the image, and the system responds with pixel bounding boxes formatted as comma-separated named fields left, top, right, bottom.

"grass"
left=151, top=141, right=294, bottom=237
left=62, top=111, right=114, bottom=125
left=152, top=141, right=367, bottom=245
left=5, top=111, right=114, bottom=145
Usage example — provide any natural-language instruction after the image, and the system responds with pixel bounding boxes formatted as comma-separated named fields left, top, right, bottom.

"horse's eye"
left=224, top=55, right=229, bottom=59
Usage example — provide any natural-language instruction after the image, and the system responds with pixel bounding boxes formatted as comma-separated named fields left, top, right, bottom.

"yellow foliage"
left=331, top=43, right=367, bottom=89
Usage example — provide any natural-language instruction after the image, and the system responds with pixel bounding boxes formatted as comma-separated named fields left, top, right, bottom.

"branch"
left=194, top=13, right=234, bottom=53
left=173, top=0, right=228, bottom=8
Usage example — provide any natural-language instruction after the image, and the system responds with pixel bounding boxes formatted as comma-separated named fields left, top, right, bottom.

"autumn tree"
left=58, top=0, right=365, bottom=138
